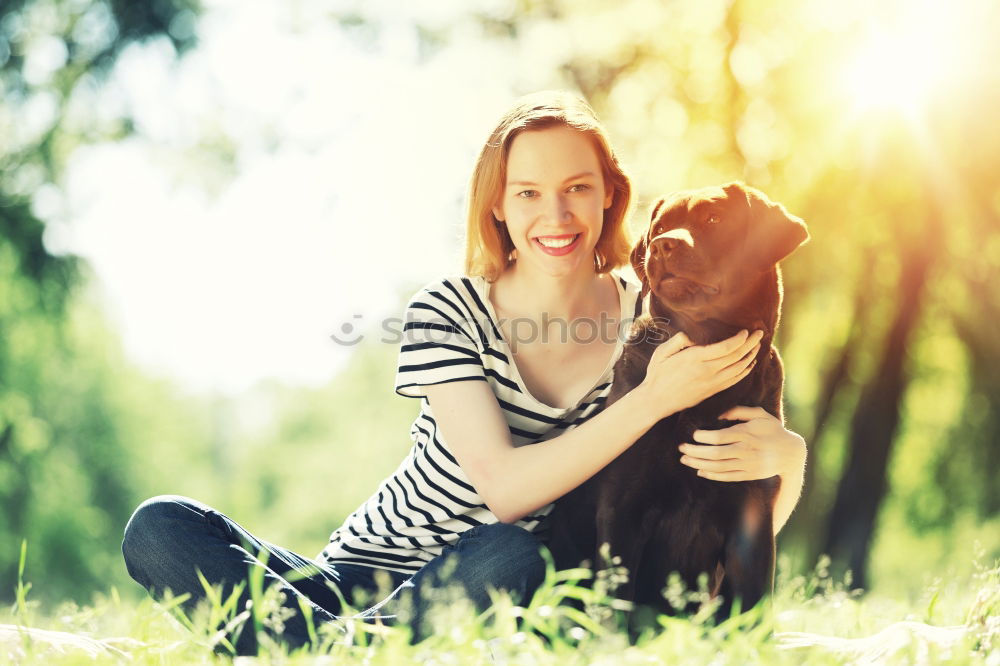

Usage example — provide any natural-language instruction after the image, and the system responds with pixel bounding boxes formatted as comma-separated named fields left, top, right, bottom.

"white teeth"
left=536, top=235, right=578, bottom=248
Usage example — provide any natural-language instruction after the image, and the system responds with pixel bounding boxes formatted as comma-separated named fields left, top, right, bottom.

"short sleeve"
left=394, top=279, right=487, bottom=398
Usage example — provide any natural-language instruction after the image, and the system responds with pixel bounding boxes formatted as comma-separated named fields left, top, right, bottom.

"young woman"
left=121, top=90, right=807, bottom=654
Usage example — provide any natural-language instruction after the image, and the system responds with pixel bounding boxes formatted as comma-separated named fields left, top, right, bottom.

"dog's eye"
left=706, top=214, right=721, bottom=224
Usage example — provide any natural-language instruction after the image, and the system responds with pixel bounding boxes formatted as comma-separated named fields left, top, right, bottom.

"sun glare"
left=843, top=33, right=941, bottom=114
left=839, top=4, right=965, bottom=119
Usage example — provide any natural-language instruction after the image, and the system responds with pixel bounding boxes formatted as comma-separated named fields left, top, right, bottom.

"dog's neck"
left=645, top=268, right=783, bottom=346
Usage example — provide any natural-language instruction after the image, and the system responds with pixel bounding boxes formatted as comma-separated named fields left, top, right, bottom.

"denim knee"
left=121, top=495, right=201, bottom=582
left=472, top=523, right=544, bottom=559
left=465, top=523, right=546, bottom=588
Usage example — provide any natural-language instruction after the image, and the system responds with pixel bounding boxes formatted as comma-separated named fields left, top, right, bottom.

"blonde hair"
left=464, top=90, right=633, bottom=282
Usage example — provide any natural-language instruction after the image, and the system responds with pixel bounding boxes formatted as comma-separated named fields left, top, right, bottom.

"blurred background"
left=2, top=0, right=998, bottom=607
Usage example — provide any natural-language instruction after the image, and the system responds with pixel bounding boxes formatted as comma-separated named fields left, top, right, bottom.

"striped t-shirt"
left=319, top=272, right=642, bottom=573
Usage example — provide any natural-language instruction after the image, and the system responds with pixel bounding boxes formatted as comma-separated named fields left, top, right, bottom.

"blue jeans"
left=121, top=495, right=546, bottom=654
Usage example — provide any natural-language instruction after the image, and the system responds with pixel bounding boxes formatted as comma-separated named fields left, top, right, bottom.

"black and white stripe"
left=320, top=273, right=641, bottom=573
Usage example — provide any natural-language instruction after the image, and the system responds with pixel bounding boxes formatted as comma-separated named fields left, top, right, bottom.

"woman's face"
left=492, top=126, right=614, bottom=280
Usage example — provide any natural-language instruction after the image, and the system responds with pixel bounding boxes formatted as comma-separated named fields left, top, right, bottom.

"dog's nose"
left=651, top=228, right=694, bottom=253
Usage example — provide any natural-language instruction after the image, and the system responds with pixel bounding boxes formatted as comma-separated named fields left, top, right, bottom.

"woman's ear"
left=603, top=186, right=614, bottom=210
left=492, top=205, right=504, bottom=223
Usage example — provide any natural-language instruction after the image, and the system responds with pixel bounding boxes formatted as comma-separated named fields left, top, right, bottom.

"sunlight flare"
left=839, top=3, right=968, bottom=119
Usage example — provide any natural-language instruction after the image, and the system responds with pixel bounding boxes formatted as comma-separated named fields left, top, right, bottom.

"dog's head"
left=631, top=182, right=809, bottom=327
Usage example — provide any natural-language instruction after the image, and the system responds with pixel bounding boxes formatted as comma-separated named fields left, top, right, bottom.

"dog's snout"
left=651, top=228, right=694, bottom=253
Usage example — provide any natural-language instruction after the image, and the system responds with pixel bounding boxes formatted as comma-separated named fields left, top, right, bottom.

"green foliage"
left=0, top=0, right=203, bottom=605
left=0, top=282, right=211, bottom=603
left=15, top=539, right=32, bottom=625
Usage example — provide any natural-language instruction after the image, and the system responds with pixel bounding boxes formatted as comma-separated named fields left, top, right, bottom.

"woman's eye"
left=568, top=183, right=590, bottom=192
left=517, top=190, right=538, bottom=199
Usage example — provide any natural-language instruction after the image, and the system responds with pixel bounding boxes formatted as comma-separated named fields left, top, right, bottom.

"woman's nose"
left=547, top=194, right=571, bottom=222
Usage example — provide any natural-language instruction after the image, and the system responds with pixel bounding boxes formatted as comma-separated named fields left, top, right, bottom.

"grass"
left=2, top=545, right=997, bottom=665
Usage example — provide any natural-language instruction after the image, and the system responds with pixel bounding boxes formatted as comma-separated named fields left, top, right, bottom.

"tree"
left=0, top=0, right=199, bottom=602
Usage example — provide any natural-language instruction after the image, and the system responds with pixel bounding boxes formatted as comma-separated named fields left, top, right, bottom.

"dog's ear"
left=648, top=196, right=669, bottom=224
left=630, top=235, right=649, bottom=296
left=723, top=181, right=751, bottom=207
left=630, top=197, right=667, bottom=296
left=745, top=187, right=810, bottom=269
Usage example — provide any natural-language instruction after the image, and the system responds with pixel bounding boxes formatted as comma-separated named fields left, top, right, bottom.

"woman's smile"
left=533, top=233, right=582, bottom=255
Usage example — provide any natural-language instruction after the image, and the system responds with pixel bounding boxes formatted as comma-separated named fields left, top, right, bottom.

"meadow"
left=3, top=540, right=997, bottom=664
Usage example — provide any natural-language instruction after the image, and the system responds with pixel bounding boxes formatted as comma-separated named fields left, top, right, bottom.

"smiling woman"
left=492, top=126, right=614, bottom=276
left=465, top=91, right=633, bottom=283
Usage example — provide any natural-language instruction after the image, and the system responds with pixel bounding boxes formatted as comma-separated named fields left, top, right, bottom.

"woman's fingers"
left=701, top=332, right=763, bottom=379
left=705, top=340, right=760, bottom=396
left=641, top=329, right=765, bottom=417
left=723, top=330, right=763, bottom=364
left=691, top=427, right=745, bottom=445
left=695, top=469, right=749, bottom=481
left=698, top=328, right=751, bottom=360
left=730, top=356, right=757, bottom=386
left=704, top=334, right=761, bottom=395
left=721, top=342, right=760, bottom=375
left=655, top=331, right=693, bottom=358
left=683, top=456, right=745, bottom=473
left=714, top=355, right=756, bottom=393
left=718, top=406, right=772, bottom=422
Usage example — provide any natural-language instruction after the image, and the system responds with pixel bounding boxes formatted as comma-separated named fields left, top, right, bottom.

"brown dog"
left=549, top=181, right=809, bottom=625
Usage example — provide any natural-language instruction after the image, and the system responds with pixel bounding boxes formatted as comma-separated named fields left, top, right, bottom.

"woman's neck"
left=493, top=260, right=611, bottom=321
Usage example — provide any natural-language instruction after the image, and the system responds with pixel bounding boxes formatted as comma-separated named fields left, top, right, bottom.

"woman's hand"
left=637, top=328, right=764, bottom=421
left=677, top=405, right=807, bottom=482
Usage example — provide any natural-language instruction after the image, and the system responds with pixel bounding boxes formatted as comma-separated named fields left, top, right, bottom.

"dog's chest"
left=617, top=414, right=746, bottom=506
left=599, top=324, right=773, bottom=541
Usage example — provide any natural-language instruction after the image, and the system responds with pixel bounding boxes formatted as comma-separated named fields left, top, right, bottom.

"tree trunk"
left=790, top=250, right=875, bottom=560
left=950, top=278, right=1000, bottom=517
left=822, top=237, right=934, bottom=590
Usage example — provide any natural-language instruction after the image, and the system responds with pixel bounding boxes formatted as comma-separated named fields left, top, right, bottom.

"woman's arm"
left=425, top=379, right=658, bottom=523
left=425, top=329, right=763, bottom=523
left=773, top=463, right=805, bottom=535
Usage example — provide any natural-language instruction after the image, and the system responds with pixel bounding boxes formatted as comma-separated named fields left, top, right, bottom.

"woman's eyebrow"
left=507, top=171, right=597, bottom=187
